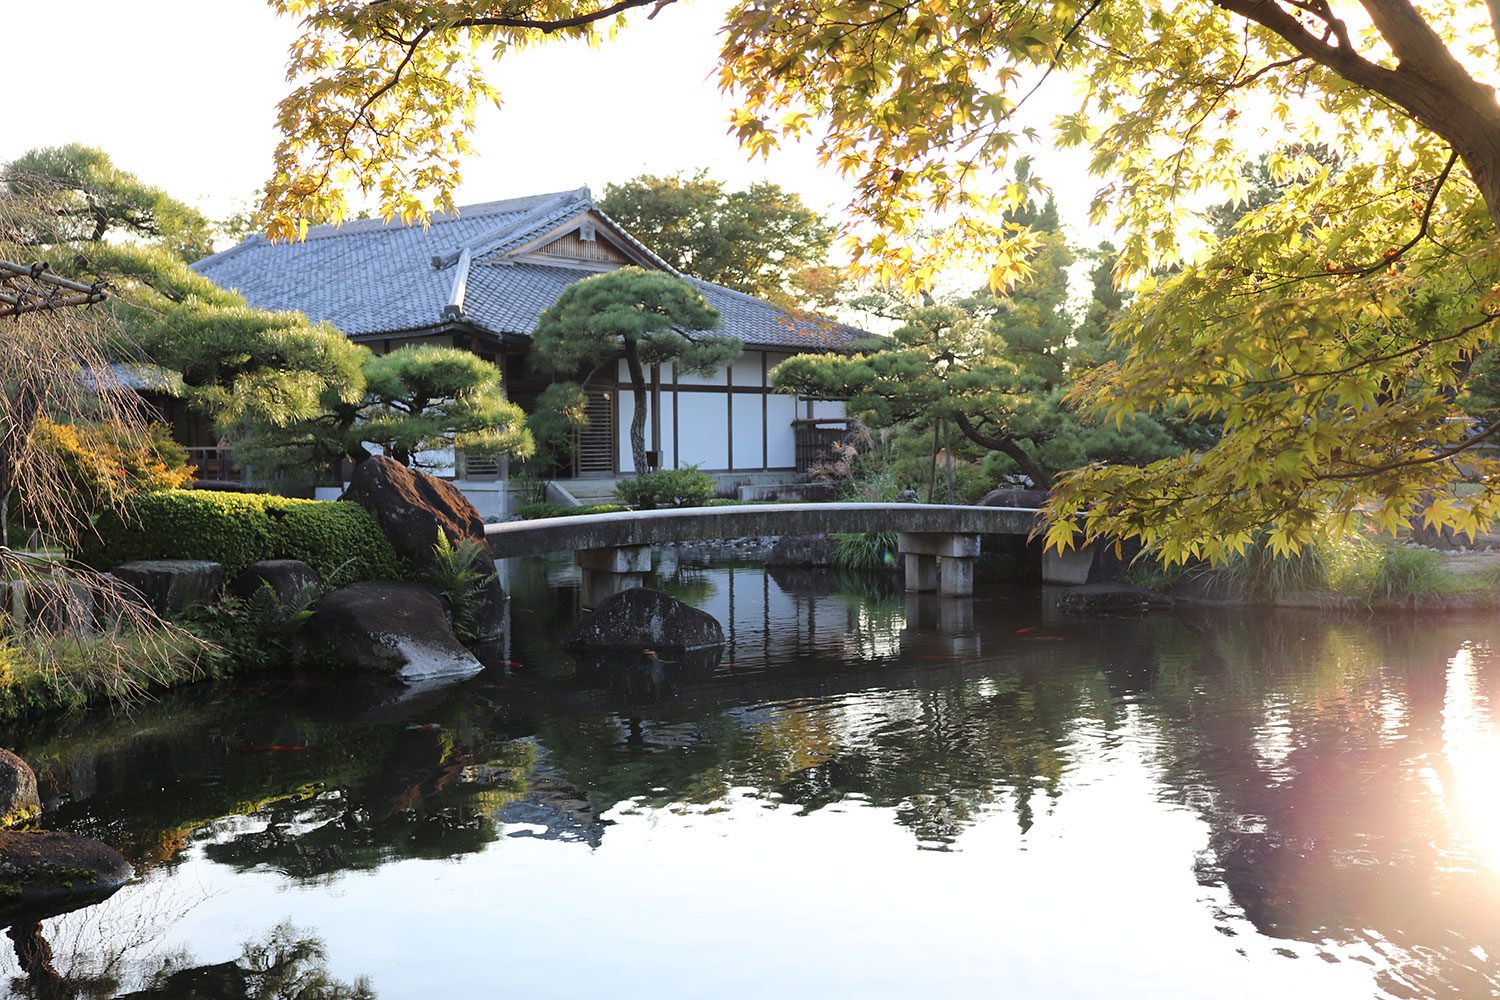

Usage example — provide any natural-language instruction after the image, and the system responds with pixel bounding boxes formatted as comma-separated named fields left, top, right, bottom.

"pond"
left=1, top=554, right=1498, bottom=998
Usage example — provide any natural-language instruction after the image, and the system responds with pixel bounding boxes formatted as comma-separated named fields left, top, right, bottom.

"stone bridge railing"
left=484, top=503, right=1040, bottom=605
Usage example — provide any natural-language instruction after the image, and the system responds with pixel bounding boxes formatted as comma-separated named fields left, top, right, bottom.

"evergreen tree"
left=531, top=268, right=731, bottom=474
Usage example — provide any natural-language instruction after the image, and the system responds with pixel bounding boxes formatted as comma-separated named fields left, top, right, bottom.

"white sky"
left=1, top=0, right=1106, bottom=254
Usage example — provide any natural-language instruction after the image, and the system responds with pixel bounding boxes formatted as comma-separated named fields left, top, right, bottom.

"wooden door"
left=573, top=389, right=616, bottom=477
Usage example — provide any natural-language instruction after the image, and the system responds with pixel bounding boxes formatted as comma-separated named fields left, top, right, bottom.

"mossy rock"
left=0, top=829, right=133, bottom=924
left=0, top=749, right=39, bottom=830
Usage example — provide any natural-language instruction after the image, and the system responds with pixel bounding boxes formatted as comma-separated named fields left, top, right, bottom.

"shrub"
left=615, top=465, right=716, bottom=509
left=79, top=490, right=403, bottom=582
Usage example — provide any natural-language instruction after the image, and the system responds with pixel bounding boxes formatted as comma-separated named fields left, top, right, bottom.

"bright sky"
left=2, top=0, right=1105, bottom=251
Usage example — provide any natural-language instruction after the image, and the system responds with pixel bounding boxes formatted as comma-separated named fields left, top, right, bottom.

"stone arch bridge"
left=484, top=502, right=1041, bottom=605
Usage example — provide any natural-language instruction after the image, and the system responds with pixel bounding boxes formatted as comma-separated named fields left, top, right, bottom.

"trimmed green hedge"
left=81, top=490, right=404, bottom=584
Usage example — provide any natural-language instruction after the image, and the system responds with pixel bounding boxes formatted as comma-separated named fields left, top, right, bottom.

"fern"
left=426, top=532, right=497, bottom=643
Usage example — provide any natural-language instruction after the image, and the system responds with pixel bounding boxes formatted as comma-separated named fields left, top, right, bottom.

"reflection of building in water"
left=689, top=564, right=906, bottom=669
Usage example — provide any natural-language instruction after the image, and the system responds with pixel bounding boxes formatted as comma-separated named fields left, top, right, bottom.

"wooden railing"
left=184, top=446, right=242, bottom=484
left=792, top=418, right=853, bottom=473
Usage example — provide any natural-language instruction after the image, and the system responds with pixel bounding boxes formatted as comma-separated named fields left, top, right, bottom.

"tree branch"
left=453, top=0, right=677, bottom=33
left=952, top=410, right=1050, bottom=487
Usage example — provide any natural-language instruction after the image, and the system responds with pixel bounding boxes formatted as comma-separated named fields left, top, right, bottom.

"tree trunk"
left=623, top=341, right=649, bottom=474
left=953, top=411, right=1051, bottom=489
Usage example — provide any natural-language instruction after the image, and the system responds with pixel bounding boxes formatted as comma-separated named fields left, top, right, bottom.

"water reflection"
left=0, top=559, right=1497, bottom=996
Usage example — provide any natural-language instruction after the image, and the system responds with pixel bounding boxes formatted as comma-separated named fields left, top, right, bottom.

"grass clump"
left=831, top=531, right=899, bottom=573
left=1360, top=545, right=1445, bottom=603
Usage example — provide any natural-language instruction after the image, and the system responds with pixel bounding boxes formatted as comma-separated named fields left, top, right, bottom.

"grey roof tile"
left=193, top=190, right=869, bottom=351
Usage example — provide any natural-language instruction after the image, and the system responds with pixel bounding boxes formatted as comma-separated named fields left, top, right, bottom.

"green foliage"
left=517, top=502, right=628, bottom=519
left=614, top=466, right=716, bottom=510
left=2, top=145, right=370, bottom=488
left=532, top=267, right=732, bottom=473
left=1364, top=546, right=1445, bottom=604
left=597, top=170, right=836, bottom=308
left=831, top=532, right=899, bottom=573
left=4, top=143, right=214, bottom=260
left=358, top=345, right=533, bottom=467
left=424, top=532, right=498, bottom=643
left=1215, top=540, right=1335, bottom=602
left=531, top=267, right=729, bottom=376
left=774, top=168, right=1198, bottom=493
left=204, top=581, right=321, bottom=673
left=261, top=0, right=1500, bottom=558
left=80, top=490, right=402, bottom=583
left=525, top=382, right=589, bottom=468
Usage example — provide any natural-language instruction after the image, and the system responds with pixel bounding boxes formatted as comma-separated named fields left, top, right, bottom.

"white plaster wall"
left=675, top=393, right=729, bottom=469
left=766, top=393, right=797, bottom=468
left=731, top=352, right=763, bottom=386
left=812, top=399, right=846, bottom=420
left=659, top=390, right=676, bottom=468
left=731, top=393, right=763, bottom=470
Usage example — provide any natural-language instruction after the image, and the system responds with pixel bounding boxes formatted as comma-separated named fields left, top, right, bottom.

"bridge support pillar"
left=897, top=532, right=980, bottom=596
left=576, top=545, right=652, bottom=608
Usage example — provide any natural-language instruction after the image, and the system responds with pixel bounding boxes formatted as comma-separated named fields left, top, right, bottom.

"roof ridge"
left=195, top=188, right=592, bottom=271
left=584, top=207, right=681, bottom=276
left=438, top=188, right=592, bottom=268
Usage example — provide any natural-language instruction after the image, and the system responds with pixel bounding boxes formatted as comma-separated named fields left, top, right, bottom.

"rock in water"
left=565, top=589, right=724, bottom=652
left=1057, top=583, right=1173, bottom=614
left=341, top=457, right=505, bottom=641
left=0, top=830, right=133, bottom=925
left=109, top=560, right=224, bottom=617
left=229, top=559, right=320, bottom=606
left=0, top=752, right=38, bottom=829
left=303, top=581, right=483, bottom=683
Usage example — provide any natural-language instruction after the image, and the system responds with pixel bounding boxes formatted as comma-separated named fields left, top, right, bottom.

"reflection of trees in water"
left=533, top=659, right=1114, bottom=846
left=6, top=914, right=373, bottom=999
left=118, top=922, right=374, bottom=999
left=1133, top=615, right=1500, bottom=998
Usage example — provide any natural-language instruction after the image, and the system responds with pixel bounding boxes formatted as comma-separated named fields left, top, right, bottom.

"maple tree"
left=260, top=0, right=1500, bottom=558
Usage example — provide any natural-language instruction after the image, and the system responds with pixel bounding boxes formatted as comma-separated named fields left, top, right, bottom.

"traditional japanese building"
left=193, top=188, right=863, bottom=508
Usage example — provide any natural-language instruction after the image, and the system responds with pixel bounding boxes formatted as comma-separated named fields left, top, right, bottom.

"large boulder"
left=565, top=588, right=724, bottom=653
left=764, top=535, right=833, bottom=568
left=302, top=581, right=483, bottom=683
left=341, top=457, right=504, bottom=641
left=978, top=487, right=1050, bottom=509
left=1057, top=583, right=1173, bottom=614
left=0, top=829, right=133, bottom=925
left=0, top=751, right=38, bottom=828
left=229, top=559, right=321, bottom=606
left=110, top=560, right=223, bottom=617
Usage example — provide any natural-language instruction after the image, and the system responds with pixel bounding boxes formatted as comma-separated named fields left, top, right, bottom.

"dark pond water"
left=1, top=554, right=1498, bottom=998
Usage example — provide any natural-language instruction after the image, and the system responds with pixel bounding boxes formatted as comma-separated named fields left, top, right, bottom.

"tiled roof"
left=193, top=190, right=869, bottom=351
left=462, top=262, right=870, bottom=352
